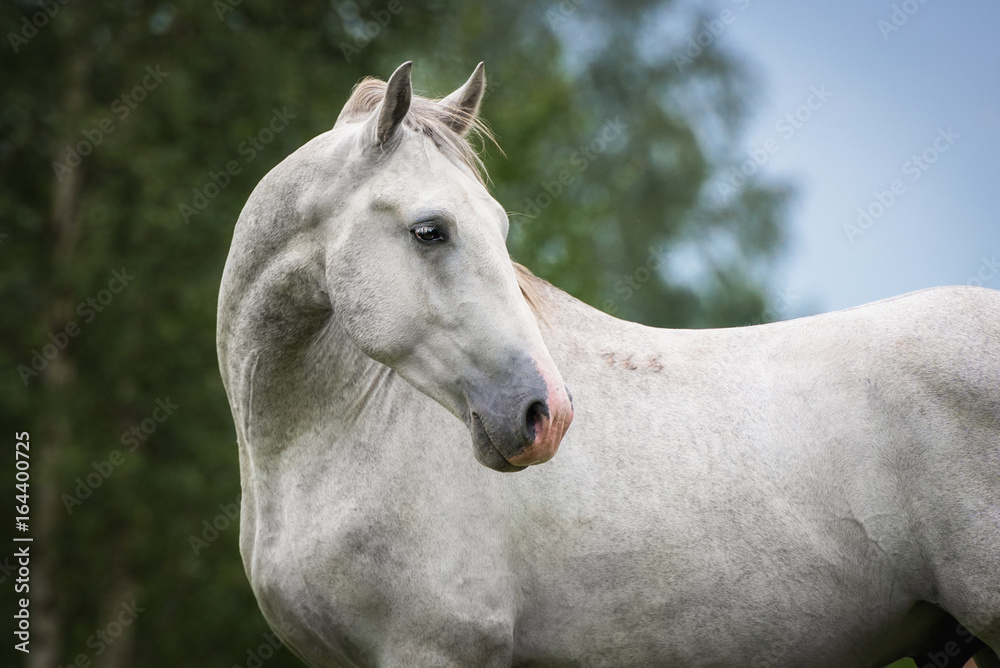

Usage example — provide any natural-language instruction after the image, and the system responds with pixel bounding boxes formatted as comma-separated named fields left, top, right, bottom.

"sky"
left=701, top=0, right=1000, bottom=315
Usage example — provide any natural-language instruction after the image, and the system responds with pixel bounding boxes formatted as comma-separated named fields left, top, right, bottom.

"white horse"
left=217, top=62, right=1000, bottom=667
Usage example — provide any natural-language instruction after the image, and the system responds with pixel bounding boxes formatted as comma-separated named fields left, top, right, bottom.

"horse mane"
left=338, top=77, right=495, bottom=184
left=513, top=262, right=552, bottom=321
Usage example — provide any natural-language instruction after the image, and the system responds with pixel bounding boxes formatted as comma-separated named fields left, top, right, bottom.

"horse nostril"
left=525, top=400, right=549, bottom=442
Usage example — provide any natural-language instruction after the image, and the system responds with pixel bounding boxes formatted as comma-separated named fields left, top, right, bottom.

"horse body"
left=218, top=63, right=1000, bottom=667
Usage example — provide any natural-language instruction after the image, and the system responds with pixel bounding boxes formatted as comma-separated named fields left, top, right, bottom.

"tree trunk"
left=29, top=53, right=92, bottom=668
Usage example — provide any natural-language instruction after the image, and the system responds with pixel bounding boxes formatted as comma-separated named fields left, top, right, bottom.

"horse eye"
left=412, top=224, right=444, bottom=243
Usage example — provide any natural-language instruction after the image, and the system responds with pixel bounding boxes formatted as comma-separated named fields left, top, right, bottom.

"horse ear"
left=439, top=62, right=486, bottom=136
left=369, top=61, right=412, bottom=145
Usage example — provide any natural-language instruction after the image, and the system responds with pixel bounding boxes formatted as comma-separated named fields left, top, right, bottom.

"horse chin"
left=470, top=413, right=527, bottom=473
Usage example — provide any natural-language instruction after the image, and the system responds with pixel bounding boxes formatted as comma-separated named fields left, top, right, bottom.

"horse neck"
left=218, top=225, right=405, bottom=462
left=234, top=308, right=408, bottom=458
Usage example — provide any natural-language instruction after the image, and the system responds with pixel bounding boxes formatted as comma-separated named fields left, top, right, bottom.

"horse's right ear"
left=367, top=61, right=412, bottom=146
left=439, top=62, right=486, bottom=136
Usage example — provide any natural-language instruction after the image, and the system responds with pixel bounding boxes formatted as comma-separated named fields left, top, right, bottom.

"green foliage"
left=887, top=659, right=918, bottom=668
left=0, top=0, right=788, bottom=665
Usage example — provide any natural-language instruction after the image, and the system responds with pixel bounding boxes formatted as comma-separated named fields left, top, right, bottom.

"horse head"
left=318, top=62, right=573, bottom=471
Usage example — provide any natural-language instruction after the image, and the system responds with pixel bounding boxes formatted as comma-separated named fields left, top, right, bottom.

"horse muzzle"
left=465, top=353, right=574, bottom=473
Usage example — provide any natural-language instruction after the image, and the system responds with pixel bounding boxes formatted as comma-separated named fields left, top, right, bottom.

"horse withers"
left=217, top=62, right=1000, bottom=667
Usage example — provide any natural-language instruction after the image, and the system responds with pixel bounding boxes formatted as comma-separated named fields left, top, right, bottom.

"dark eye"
left=412, top=224, right=445, bottom=243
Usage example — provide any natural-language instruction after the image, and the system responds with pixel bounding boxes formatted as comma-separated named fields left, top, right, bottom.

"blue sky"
left=707, top=0, right=1000, bottom=315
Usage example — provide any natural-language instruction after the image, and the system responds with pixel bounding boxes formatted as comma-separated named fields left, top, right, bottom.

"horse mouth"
left=470, top=412, right=527, bottom=473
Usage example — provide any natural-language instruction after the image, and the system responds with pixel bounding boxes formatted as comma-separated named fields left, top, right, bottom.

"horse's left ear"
left=440, top=62, right=486, bottom=136
left=369, top=61, right=413, bottom=146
